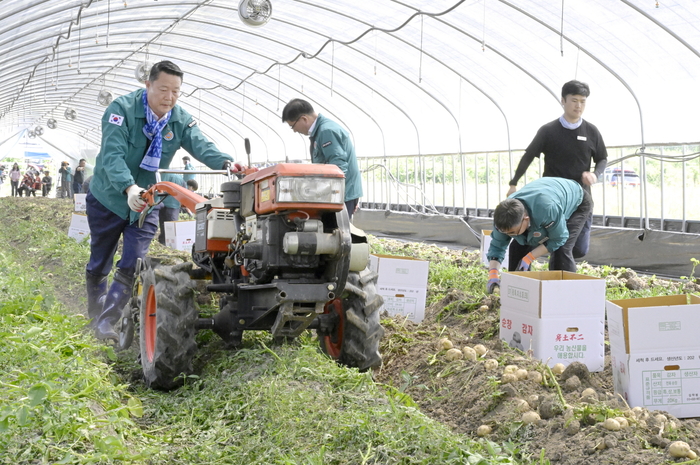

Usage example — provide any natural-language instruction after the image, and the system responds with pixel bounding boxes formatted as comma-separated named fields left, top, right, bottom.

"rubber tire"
left=318, top=267, right=385, bottom=371
left=139, top=261, right=198, bottom=390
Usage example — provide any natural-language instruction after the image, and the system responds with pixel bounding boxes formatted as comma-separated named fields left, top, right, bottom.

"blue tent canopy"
left=24, top=151, right=51, bottom=160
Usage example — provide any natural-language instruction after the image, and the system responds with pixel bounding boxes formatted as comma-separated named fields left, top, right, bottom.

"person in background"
left=505, top=80, right=607, bottom=270
left=9, top=163, right=21, bottom=197
left=18, top=171, right=35, bottom=197
left=32, top=172, right=42, bottom=195
left=485, top=177, right=592, bottom=293
left=42, top=171, right=53, bottom=197
left=0, top=165, right=5, bottom=190
left=157, top=173, right=186, bottom=245
left=59, top=161, right=73, bottom=199
left=182, top=155, right=195, bottom=182
left=73, top=158, right=87, bottom=194
left=85, top=60, right=239, bottom=342
left=281, top=98, right=363, bottom=221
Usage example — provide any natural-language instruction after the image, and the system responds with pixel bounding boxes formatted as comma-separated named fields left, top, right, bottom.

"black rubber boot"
left=85, top=272, right=108, bottom=327
left=94, top=269, right=133, bottom=343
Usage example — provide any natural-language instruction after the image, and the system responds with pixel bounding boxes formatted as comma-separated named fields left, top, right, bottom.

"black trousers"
left=507, top=190, right=593, bottom=272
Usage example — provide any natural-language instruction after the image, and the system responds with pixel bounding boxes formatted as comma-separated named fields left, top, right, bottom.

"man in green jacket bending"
left=281, top=98, right=363, bottom=220
left=85, top=60, right=238, bottom=342
left=485, top=177, right=592, bottom=293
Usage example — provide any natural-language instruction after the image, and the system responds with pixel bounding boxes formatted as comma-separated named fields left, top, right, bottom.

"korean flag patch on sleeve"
left=109, top=114, right=124, bottom=126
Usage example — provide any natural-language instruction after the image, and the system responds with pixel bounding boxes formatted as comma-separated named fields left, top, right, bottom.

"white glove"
left=126, top=185, right=146, bottom=212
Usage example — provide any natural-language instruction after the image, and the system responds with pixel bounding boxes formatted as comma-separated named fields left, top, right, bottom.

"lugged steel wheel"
left=139, top=261, right=198, bottom=390
left=319, top=266, right=384, bottom=371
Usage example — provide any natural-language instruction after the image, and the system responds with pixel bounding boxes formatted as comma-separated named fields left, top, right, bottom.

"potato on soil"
left=668, top=441, right=692, bottom=458
left=515, top=368, right=529, bottom=380
left=501, top=373, right=517, bottom=384
left=551, top=363, right=566, bottom=375
left=473, top=344, right=488, bottom=356
left=504, top=364, right=519, bottom=374
left=445, top=348, right=463, bottom=361
left=527, top=371, right=542, bottom=383
left=614, top=417, right=629, bottom=429
left=603, top=418, right=621, bottom=431
left=522, top=411, right=540, bottom=424
left=462, top=347, right=477, bottom=361
left=437, top=337, right=453, bottom=350
left=476, top=425, right=492, bottom=436
left=483, top=359, right=499, bottom=371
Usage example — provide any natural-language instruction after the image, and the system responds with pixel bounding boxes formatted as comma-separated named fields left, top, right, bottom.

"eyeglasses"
left=499, top=217, right=527, bottom=237
left=289, top=116, right=302, bottom=131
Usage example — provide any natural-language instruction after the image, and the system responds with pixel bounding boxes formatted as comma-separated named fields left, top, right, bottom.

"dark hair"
left=182, top=156, right=191, bottom=161
left=149, top=61, right=184, bottom=82
left=186, top=179, right=199, bottom=190
left=281, top=98, right=314, bottom=123
left=493, top=198, right=526, bottom=233
left=79, top=158, right=86, bottom=162
left=561, top=80, right=590, bottom=99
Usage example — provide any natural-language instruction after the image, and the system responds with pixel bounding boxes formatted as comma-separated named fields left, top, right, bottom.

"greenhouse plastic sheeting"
left=354, top=209, right=698, bottom=278
left=1, top=0, right=699, bottom=164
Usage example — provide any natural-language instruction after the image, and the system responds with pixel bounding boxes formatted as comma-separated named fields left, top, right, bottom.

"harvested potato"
left=504, top=364, right=519, bottom=374
left=479, top=305, right=489, bottom=312
left=614, top=417, right=629, bottom=429
left=476, top=425, right=492, bottom=436
left=462, top=347, right=477, bottom=361
left=445, top=348, right=464, bottom=361
left=473, top=344, right=488, bottom=356
left=437, top=337, right=454, bottom=350
left=514, top=398, right=530, bottom=412
left=501, top=373, right=518, bottom=384
left=689, top=450, right=698, bottom=460
left=668, top=441, right=692, bottom=458
left=551, top=363, right=566, bottom=375
left=603, top=418, right=621, bottom=431
left=522, top=411, right=540, bottom=424
left=515, top=368, right=529, bottom=380
left=484, top=359, right=499, bottom=371
left=580, top=388, right=597, bottom=400
left=527, top=371, right=543, bottom=383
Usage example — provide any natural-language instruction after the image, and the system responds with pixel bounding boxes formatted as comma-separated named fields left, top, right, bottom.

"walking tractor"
left=118, top=156, right=385, bottom=389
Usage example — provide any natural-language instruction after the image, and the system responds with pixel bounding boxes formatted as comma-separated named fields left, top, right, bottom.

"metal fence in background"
left=358, top=143, right=700, bottom=234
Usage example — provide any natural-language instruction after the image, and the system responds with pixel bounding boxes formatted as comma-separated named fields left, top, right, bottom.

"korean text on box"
left=607, top=294, right=700, bottom=418
left=369, top=254, right=429, bottom=323
left=499, top=271, right=606, bottom=372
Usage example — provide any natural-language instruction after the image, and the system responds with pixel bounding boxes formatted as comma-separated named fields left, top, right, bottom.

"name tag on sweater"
left=577, top=136, right=587, bottom=141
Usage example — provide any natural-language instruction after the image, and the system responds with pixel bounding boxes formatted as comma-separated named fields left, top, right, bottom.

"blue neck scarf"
left=559, top=114, right=583, bottom=130
left=139, top=90, right=172, bottom=171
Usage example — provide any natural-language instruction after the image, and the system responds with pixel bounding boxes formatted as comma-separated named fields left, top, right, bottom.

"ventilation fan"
left=65, top=108, right=78, bottom=121
left=134, top=61, right=152, bottom=83
left=34, top=126, right=44, bottom=136
left=238, top=0, right=272, bottom=27
left=27, top=130, right=36, bottom=139
left=47, top=118, right=57, bottom=129
left=98, top=89, right=114, bottom=106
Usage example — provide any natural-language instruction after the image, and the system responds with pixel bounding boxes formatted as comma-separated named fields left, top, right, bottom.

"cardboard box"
left=165, top=220, right=196, bottom=251
left=74, top=193, right=87, bottom=212
left=500, top=271, right=606, bottom=318
left=481, top=230, right=509, bottom=269
left=369, top=254, right=429, bottom=323
left=499, top=271, right=606, bottom=371
left=68, top=213, right=90, bottom=242
left=500, top=306, right=605, bottom=371
left=607, top=294, right=700, bottom=418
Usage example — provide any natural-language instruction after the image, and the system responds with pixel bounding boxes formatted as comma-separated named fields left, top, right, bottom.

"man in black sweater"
left=505, top=80, right=607, bottom=270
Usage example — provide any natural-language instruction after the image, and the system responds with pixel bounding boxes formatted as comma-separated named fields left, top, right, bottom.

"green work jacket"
left=309, top=113, right=363, bottom=202
left=91, top=89, right=233, bottom=223
left=487, top=177, right=584, bottom=263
